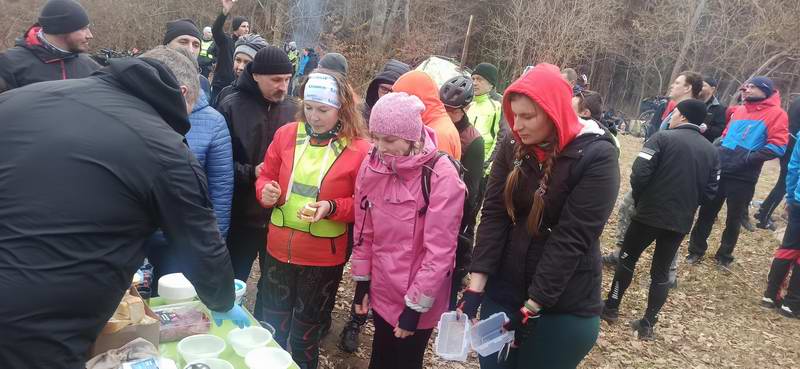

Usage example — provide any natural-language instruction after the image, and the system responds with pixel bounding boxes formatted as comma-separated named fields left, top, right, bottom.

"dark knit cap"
left=231, top=16, right=248, bottom=32
left=163, top=18, right=202, bottom=45
left=251, top=46, right=293, bottom=75
left=319, top=53, right=349, bottom=76
left=38, top=0, right=90, bottom=35
left=473, top=62, right=499, bottom=87
left=676, top=99, right=708, bottom=126
left=748, top=76, right=774, bottom=98
left=703, top=75, right=718, bottom=88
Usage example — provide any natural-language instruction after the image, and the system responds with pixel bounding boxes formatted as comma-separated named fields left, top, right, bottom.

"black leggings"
left=606, top=220, right=685, bottom=326
left=758, top=143, right=793, bottom=223
left=368, top=312, right=434, bottom=369
left=259, top=253, right=344, bottom=369
left=765, top=203, right=800, bottom=310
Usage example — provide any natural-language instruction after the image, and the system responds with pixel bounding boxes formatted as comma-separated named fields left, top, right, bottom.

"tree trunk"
left=369, top=0, right=389, bottom=43
left=403, top=0, right=410, bottom=36
left=669, top=0, right=706, bottom=81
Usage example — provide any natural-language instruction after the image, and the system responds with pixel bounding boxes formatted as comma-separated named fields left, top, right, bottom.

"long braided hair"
left=503, top=95, right=559, bottom=237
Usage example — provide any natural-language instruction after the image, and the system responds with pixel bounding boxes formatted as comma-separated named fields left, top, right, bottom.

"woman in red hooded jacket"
left=456, top=64, right=620, bottom=369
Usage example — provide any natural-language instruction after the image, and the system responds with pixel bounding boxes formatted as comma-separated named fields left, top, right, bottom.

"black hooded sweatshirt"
left=362, top=59, right=411, bottom=121
left=0, top=58, right=234, bottom=369
left=217, top=63, right=298, bottom=228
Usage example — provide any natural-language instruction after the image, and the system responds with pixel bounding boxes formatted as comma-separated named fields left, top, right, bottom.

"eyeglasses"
left=378, top=85, right=393, bottom=95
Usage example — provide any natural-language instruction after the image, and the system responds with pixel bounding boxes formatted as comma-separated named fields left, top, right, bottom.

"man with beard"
left=0, top=0, right=99, bottom=93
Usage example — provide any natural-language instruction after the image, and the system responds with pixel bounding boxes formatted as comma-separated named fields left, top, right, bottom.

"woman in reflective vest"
left=255, top=69, right=370, bottom=369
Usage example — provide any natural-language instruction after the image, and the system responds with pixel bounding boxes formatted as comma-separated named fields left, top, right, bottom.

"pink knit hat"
left=369, top=92, right=425, bottom=142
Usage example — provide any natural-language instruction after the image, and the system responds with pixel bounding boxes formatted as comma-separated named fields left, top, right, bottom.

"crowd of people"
left=1, top=1, right=798, bottom=369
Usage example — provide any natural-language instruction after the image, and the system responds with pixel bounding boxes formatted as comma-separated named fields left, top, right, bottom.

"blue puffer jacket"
left=186, top=89, right=233, bottom=237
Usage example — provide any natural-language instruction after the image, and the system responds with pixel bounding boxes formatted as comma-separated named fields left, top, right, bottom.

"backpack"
left=419, top=151, right=467, bottom=215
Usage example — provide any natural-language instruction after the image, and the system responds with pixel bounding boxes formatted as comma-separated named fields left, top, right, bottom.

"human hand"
left=354, top=293, right=370, bottom=316
left=503, top=303, right=540, bottom=348
left=395, top=307, right=420, bottom=338
left=260, top=180, right=280, bottom=207
left=255, top=162, right=264, bottom=177
left=393, top=327, right=415, bottom=339
left=221, top=0, right=236, bottom=15
left=297, top=201, right=331, bottom=223
left=210, top=305, right=251, bottom=329
left=455, top=289, right=484, bottom=320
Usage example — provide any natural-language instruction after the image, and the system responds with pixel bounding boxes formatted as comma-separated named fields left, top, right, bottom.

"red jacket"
left=256, top=122, right=371, bottom=266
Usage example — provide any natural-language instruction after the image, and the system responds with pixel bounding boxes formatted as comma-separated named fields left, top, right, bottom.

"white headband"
left=304, top=73, right=340, bottom=109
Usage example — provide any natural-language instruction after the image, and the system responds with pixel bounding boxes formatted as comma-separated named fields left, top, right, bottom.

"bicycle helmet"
left=439, top=75, right=474, bottom=108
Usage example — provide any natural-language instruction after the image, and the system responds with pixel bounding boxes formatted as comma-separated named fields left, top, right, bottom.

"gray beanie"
left=234, top=34, right=268, bottom=60
left=318, top=53, right=349, bottom=76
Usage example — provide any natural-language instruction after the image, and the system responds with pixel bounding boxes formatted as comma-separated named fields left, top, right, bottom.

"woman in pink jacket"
left=350, top=92, right=466, bottom=369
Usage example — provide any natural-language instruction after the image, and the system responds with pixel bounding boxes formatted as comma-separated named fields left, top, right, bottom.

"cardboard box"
left=90, top=287, right=160, bottom=357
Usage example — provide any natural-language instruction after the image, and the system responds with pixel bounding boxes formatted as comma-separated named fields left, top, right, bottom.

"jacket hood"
left=367, top=126, right=438, bottom=180
left=192, top=87, right=210, bottom=113
left=16, top=24, right=78, bottom=63
left=234, top=62, right=262, bottom=97
left=392, top=71, right=450, bottom=127
left=366, top=59, right=411, bottom=108
left=744, top=91, right=782, bottom=113
left=96, top=58, right=191, bottom=135
left=502, top=63, right=582, bottom=161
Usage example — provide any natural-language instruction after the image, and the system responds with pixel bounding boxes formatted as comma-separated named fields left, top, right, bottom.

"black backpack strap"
left=419, top=152, right=446, bottom=215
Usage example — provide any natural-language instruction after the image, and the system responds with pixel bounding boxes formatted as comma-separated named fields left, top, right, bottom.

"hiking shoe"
left=601, top=305, right=619, bottom=324
left=756, top=220, right=777, bottom=231
left=760, top=297, right=777, bottom=309
left=630, top=319, right=655, bottom=340
left=715, top=258, right=734, bottom=270
left=741, top=218, right=755, bottom=232
left=778, top=305, right=800, bottom=319
left=602, top=253, right=619, bottom=267
left=668, top=279, right=678, bottom=290
left=338, top=321, right=362, bottom=353
left=686, top=254, right=703, bottom=265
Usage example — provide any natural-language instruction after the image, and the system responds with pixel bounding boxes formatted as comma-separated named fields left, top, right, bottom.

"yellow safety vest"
left=270, top=123, right=347, bottom=238
left=200, top=40, right=214, bottom=59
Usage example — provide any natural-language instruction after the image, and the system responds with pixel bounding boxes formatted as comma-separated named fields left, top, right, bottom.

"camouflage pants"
left=612, top=191, right=678, bottom=283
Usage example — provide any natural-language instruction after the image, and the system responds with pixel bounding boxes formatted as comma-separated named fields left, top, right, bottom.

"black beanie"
left=251, top=46, right=293, bottom=75
left=676, top=99, right=707, bottom=126
left=38, top=0, right=90, bottom=35
left=231, top=16, right=248, bottom=32
left=163, top=18, right=202, bottom=45
left=473, top=62, right=499, bottom=87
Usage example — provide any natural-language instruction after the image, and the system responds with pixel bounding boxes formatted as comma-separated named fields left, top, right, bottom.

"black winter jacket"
left=0, top=58, right=234, bottom=369
left=217, top=64, right=298, bottom=228
left=632, top=124, right=720, bottom=234
left=702, top=97, right=728, bottom=143
left=470, top=131, right=620, bottom=316
left=0, top=25, right=99, bottom=93
left=211, top=12, right=239, bottom=98
left=454, top=115, right=485, bottom=271
left=363, top=59, right=411, bottom=122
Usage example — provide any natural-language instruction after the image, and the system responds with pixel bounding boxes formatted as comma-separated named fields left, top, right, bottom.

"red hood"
left=24, top=25, right=43, bottom=47
left=392, top=71, right=450, bottom=126
left=745, top=91, right=782, bottom=113
left=502, top=63, right=582, bottom=161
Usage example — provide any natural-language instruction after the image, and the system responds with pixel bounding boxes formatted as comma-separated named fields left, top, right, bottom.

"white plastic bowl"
left=234, top=279, right=247, bottom=305
left=244, top=347, right=294, bottom=369
left=183, top=358, right=234, bottom=369
left=227, top=326, right=273, bottom=357
left=177, top=334, right=226, bottom=363
left=159, top=273, right=197, bottom=304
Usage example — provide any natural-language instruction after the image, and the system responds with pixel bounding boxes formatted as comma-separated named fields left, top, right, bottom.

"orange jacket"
left=393, top=71, right=461, bottom=159
left=256, top=122, right=371, bottom=266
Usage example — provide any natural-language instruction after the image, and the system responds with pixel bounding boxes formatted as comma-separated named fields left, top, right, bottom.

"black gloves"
left=397, top=306, right=422, bottom=331
left=456, top=289, right=484, bottom=319
left=504, top=306, right=540, bottom=348
left=353, top=280, right=370, bottom=308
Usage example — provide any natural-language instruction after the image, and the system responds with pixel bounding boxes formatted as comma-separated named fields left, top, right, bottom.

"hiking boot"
left=338, top=321, right=362, bottom=353
left=602, top=253, right=619, bottom=267
left=756, top=219, right=777, bottom=231
left=741, top=217, right=755, bottom=232
left=715, top=258, right=734, bottom=270
left=760, top=297, right=777, bottom=309
left=630, top=319, right=655, bottom=340
left=686, top=254, right=703, bottom=265
left=778, top=305, right=800, bottom=319
left=601, top=305, right=619, bottom=324
left=668, top=279, right=678, bottom=290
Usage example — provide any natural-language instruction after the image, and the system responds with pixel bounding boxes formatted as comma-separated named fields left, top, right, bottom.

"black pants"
left=764, top=203, right=800, bottom=310
left=226, top=223, right=268, bottom=319
left=605, top=220, right=685, bottom=326
left=260, top=252, right=344, bottom=369
left=368, top=312, right=434, bottom=369
left=758, top=147, right=792, bottom=224
left=688, top=177, right=756, bottom=263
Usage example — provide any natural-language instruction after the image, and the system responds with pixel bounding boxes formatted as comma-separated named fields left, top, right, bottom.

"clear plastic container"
left=153, top=302, right=211, bottom=342
left=469, top=312, right=514, bottom=357
left=434, top=311, right=470, bottom=361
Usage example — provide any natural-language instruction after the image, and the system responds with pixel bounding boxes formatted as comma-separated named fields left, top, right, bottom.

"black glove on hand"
left=504, top=307, right=539, bottom=348
left=456, top=289, right=484, bottom=319
left=397, top=306, right=421, bottom=331
left=353, top=280, right=370, bottom=307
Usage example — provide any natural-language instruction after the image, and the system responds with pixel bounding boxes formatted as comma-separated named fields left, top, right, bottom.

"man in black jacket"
left=362, top=59, right=411, bottom=122
left=217, top=46, right=297, bottom=319
left=0, top=0, right=99, bottom=93
left=211, top=0, right=251, bottom=102
left=602, top=99, right=719, bottom=340
left=755, top=96, right=800, bottom=229
left=0, top=47, right=240, bottom=369
left=699, top=76, right=728, bottom=143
